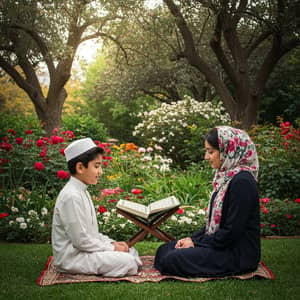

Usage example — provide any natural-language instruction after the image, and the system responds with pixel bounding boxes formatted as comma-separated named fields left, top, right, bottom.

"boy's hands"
left=112, top=241, right=129, bottom=252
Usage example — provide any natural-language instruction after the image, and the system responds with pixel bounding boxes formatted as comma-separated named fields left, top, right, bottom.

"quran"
left=116, top=196, right=180, bottom=219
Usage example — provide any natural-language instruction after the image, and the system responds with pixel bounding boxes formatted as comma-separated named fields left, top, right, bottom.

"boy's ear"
left=75, top=162, right=85, bottom=174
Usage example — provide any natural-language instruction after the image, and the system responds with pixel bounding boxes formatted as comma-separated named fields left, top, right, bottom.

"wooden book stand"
left=116, top=206, right=179, bottom=247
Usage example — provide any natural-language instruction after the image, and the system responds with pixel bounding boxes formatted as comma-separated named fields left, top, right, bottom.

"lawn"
left=0, top=239, right=299, bottom=300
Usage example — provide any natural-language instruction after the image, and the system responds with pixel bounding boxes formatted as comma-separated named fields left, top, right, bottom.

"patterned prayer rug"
left=37, top=256, right=274, bottom=286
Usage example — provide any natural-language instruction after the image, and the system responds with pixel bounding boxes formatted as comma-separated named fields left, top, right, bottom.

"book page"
left=117, top=199, right=149, bottom=218
left=148, top=196, right=180, bottom=214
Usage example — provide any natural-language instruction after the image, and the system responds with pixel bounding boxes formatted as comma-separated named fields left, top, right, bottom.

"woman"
left=154, top=126, right=260, bottom=277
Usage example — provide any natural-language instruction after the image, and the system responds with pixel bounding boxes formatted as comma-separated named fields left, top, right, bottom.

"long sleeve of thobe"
left=60, top=192, right=114, bottom=252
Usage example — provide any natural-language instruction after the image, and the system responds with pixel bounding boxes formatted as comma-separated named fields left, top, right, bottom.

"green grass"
left=0, top=239, right=299, bottom=300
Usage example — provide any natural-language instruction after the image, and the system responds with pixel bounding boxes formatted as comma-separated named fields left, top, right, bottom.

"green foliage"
left=133, top=96, right=231, bottom=166
left=62, top=113, right=109, bottom=141
left=0, top=112, right=43, bottom=140
left=250, top=120, right=300, bottom=199
left=1, top=121, right=300, bottom=243
left=260, top=198, right=300, bottom=236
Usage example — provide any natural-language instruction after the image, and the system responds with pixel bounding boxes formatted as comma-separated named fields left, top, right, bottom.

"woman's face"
left=204, top=140, right=221, bottom=169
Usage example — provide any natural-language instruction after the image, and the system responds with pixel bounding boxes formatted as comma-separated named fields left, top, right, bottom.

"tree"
left=0, top=0, right=118, bottom=135
left=89, top=2, right=216, bottom=104
left=162, top=0, right=300, bottom=128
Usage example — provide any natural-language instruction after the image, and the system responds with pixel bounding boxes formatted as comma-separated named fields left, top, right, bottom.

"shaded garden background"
left=0, top=1, right=299, bottom=243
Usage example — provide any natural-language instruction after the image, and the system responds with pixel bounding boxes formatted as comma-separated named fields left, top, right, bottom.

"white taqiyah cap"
left=64, top=138, right=97, bottom=162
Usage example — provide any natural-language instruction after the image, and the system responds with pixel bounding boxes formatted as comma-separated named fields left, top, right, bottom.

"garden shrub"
left=62, top=113, right=109, bottom=141
left=250, top=119, right=300, bottom=200
left=133, top=95, right=231, bottom=167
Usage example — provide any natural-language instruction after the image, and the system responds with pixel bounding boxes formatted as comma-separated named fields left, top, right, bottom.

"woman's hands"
left=175, top=237, right=194, bottom=249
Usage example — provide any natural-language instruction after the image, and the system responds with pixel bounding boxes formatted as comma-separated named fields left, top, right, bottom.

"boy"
left=51, top=137, right=142, bottom=276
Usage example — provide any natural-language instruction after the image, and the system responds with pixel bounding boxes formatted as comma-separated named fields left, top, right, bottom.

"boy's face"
left=76, top=154, right=103, bottom=185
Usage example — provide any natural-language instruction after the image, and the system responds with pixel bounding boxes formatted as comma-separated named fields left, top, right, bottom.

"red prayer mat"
left=37, top=255, right=274, bottom=286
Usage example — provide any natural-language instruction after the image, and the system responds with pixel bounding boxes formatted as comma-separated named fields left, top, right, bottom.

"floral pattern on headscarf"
left=205, top=126, right=259, bottom=235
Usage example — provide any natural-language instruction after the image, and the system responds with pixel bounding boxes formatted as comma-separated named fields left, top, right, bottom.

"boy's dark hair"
left=205, top=127, right=219, bottom=150
left=67, top=146, right=104, bottom=175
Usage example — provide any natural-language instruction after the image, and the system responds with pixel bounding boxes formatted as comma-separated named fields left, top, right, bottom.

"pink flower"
left=15, top=137, right=23, bottom=145
left=0, top=213, right=9, bottom=218
left=260, top=198, right=270, bottom=204
left=131, top=189, right=143, bottom=195
left=56, top=170, right=69, bottom=179
left=25, top=130, right=33, bottom=135
left=98, top=205, right=107, bottom=213
left=294, top=199, right=300, bottom=203
left=270, top=224, right=276, bottom=228
left=286, top=214, right=292, bottom=219
left=177, top=208, right=184, bottom=214
left=262, top=207, right=269, bottom=214
left=34, top=162, right=45, bottom=171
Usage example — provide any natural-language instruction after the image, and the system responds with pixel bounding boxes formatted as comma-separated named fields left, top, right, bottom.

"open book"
left=116, top=196, right=180, bottom=219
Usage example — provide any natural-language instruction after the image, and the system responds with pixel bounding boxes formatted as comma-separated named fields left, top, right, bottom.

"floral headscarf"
left=205, top=126, right=259, bottom=234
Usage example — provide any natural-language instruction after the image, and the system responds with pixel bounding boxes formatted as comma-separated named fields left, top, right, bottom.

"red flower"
left=56, top=170, right=69, bottom=179
left=286, top=214, right=292, bottom=219
left=0, top=213, right=9, bottom=218
left=102, top=161, right=108, bottom=167
left=262, top=207, right=269, bottom=214
left=131, top=189, right=143, bottom=195
left=260, top=224, right=265, bottom=228
left=270, top=224, right=276, bottom=228
left=0, top=142, right=12, bottom=151
left=61, top=130, right=75, bottom=139
left=8, top=129, right=16, bottom=135
left=39, top=151, right=47, bottom=157
left=34, top=162, right=45, bottom=171
left=15, top=137, right=23, bottom=145
left=60, top=148, right=65, bottom=156
left=51, top=135, right=64, bottom=144
left=36, top=139, right=45, bottom=147
left=25, top=130, right=33, bottom=135
left=294, top=199, right=300, bottom=203
left=2, top=137, right=8, bottom=142
left=177, top=208, right=184, bottom=214
left=108, top=199, right=117, bottom=203
left=98, top=205, right=107, bottom=213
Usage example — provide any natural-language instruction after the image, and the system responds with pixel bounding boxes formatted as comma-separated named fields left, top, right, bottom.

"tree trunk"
left=34, top=88, right=67, bottom=136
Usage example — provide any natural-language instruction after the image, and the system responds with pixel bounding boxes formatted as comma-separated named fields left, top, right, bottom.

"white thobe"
left=51, top=176, right=142, bottom=276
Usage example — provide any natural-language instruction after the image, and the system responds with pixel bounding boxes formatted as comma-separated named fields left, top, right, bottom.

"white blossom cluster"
left=8, top=207, right=48, bottom=230
left=133, top=96, right=231, bottom=157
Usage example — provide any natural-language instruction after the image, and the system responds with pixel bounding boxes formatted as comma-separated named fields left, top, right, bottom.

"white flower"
left=171, top=215, right=177, bottom=221
left=16, top=217, right=25, bottom=223
left=41, top=207, right=48, bottom=216
left=9, top=221, right=14, bottom=226
left=20, top=222, right=27, bottom=229
left=11, top=206, right=19, bottom=213
left=39, top=222, right=45, bottom=227
left=198, top=209, right=206, bottom=215
left=120, top=223, right=126, bottom=228
left=147, top=147, right=154, bottom=152
left=28, top=210, right=38, bottom=216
